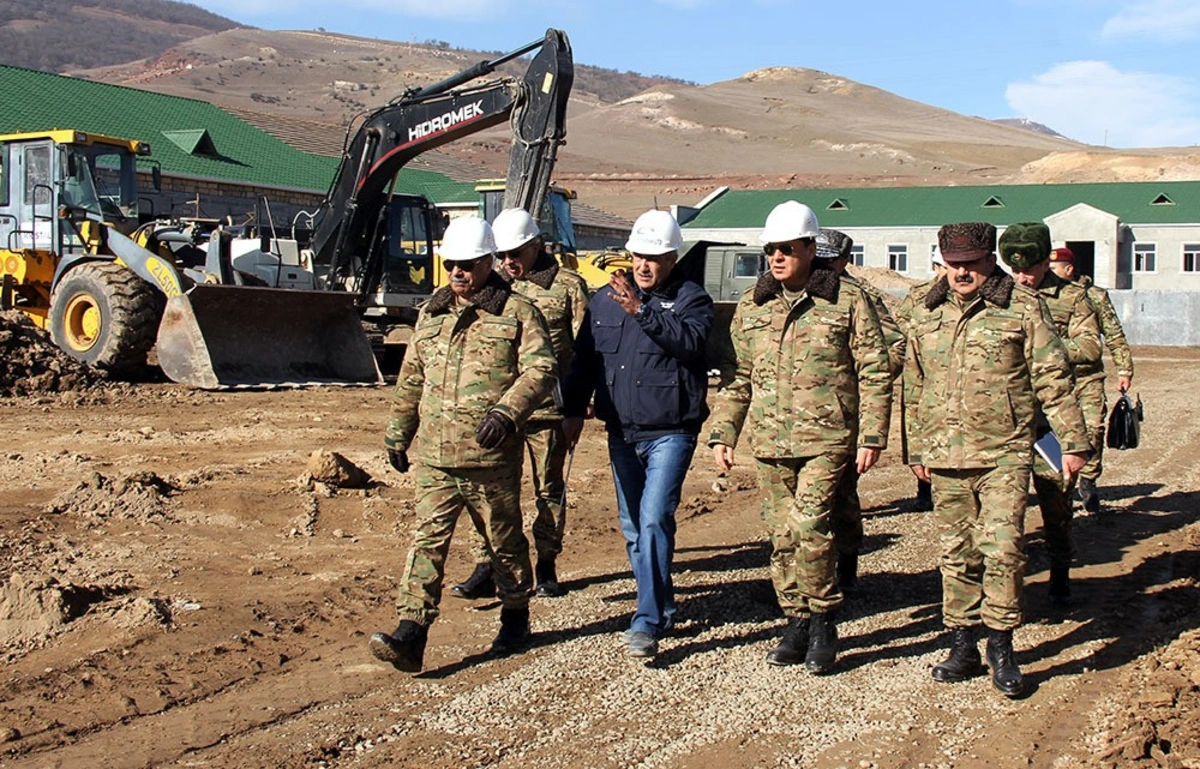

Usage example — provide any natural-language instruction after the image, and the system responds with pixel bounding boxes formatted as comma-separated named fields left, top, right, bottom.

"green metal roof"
left=685, top=181, right=1200, bottom=229
left=0, top=65, right=460, bottom=200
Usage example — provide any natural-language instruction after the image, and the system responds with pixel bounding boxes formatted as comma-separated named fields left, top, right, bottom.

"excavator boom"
left=312, top=29, right=573, bottom=300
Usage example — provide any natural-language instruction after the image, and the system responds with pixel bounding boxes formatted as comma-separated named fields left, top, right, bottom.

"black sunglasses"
left=763, top=239, right=812, bottom=256
left=443, top=255, right=492, bottom=272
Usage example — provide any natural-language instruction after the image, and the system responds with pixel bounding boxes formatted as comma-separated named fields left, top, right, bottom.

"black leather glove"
left=475, top=411, right=516, bottom=449
left=387, top=448, right=409, bottom=473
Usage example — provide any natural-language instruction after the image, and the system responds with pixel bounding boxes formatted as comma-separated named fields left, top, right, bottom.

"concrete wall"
left=1108, top=290, right=1200, bottom=346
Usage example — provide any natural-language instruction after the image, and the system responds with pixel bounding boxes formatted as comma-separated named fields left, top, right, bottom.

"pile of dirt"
left=1092, top=628, right=1200, bottom=768
left=0, top=574, right=122, bottom=653
left=0, top=311, right=109, bottom=397
left=44, top=471, right=179, bottom=523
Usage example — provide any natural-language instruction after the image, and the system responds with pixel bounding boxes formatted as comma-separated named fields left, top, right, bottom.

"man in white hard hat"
left=369, top=215, right=557, bottom=674
left=563, top=209, right=714, bottom=659
left=450, top=208, right=590, bottom=600
left=708, top=201, right=893, bottom=675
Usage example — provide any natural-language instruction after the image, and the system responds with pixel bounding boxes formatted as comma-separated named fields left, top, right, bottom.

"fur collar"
left=521, top=252, right=560, bottom=289
left=752, top=264, right=841, bottom=305
left=426, top=271, right=512, bottom=315
left=924, top=270, right=1015, bottom=310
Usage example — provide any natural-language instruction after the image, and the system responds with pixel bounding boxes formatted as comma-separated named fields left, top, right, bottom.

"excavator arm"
left=311, top=28, right=573, bottom=298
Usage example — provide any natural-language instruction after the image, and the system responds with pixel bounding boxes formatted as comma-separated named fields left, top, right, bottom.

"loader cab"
left=476, top=181, right=578, bottom=255
left=0, top=131, right=147, bottom=257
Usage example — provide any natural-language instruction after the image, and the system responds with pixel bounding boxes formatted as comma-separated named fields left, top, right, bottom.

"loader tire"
left=49, top=261, right=161, bottom=376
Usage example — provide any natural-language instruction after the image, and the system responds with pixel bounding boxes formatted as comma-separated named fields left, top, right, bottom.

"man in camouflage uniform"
left=709, top=202, right=893, bottom=674
left=904, top=221, right=1090, bottom=697
left=817, top=228, right=905, bottom=593
left=1048, top=247, right=1135, bottom=513
left=1000, top=224, right=1102, bottom=608
left=368, top=216, right=557, bottom=674
left=896, top=249, right=948, bottom=512
left=450, top=208, right=590, bottom=600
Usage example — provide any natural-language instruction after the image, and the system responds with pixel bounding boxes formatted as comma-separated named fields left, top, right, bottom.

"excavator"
left=298, top=28, right=574, bottom=355
left=0, top=129, right=380, bottom=388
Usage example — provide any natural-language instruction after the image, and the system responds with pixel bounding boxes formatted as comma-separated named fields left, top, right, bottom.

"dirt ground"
left=1, top=327, right=1198, bottom=768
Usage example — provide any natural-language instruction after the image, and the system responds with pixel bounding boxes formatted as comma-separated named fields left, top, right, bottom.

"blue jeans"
left=607, top=432, right=697, bottom=636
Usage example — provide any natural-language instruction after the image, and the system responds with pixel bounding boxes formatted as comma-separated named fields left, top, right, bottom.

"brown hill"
left=67, top=28, right=1200, bottom=219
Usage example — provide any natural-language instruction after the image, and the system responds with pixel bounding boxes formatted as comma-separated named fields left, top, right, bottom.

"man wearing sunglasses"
left=903, top=221, right=1090, bottom=697
left=708, top=201, right=893, bottom=675
left=370, top=215, right=557, bottom=674
left=449, top=208, right=590, bottom=601
left=563, top=209, right=714, bottom=659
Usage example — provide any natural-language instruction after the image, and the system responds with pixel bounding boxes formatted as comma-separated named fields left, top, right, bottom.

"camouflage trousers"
left=397, top=462, right=533, bottom=626
left=1076, top=377, right=1107, bottom=483
left=831, top=464, right=863, bottom=556
left=931, top=465, right=1030, bottom=631
left=1032, top=452, right=1076, bottom=569
left=464, top=419, right=569, bottom=564
left=756, top=453, right=848, bottom=617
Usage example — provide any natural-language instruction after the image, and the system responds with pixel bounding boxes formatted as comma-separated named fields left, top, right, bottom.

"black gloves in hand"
left=387, top=448, right=409, bottom=473
left=475, top=411, right=516, bottom=449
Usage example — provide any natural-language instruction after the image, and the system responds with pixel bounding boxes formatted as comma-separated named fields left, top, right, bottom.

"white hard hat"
left=931, top=246, right=945, bottom=266
left=492, top=208, right=540, bottom=252
left=625, top=209, right=683, bottom=255
left=437, top=216, right=496, bottom=262
left=760, top=200, right=820, bottom=244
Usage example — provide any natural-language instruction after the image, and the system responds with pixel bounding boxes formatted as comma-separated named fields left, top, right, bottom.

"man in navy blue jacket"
left=564, top=209, right=714, bottom=658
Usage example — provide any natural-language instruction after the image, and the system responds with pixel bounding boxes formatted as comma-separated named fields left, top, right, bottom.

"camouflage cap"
left=998, top=222, right=1052, bottom=269
left=937, top=222, right=996, bottom=262
left=815, top=228, right=853, bottom=261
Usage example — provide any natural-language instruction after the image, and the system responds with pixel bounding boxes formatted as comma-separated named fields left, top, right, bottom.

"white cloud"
left=1100, top=0, right=1200, bottom=42
left=1006, top=60, right=1200, bottom=147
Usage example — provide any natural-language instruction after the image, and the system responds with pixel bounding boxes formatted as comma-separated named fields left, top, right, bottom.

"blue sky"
left=187, top=0, right=1200, bottom=149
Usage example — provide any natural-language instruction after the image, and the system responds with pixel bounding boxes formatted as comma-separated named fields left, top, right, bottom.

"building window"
left=1133, top=242, right=1156, bottom=273
left=888, top=244, right=908, bottom=273
left=1184, top=244, right=1200, bottom=273
left=849, top=244, right=864, bottom=267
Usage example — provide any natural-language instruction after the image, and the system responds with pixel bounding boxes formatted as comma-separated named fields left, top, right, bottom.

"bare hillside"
left=68, top=28, right=1200, bottom=219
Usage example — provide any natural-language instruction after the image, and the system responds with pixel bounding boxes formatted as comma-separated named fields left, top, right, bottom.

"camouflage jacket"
left=848, top=273, right=905, bottom=380
left=508, top=254, right=590, bottom=421
left=1078, top=275, right=1134, bottom=380
left=708, top=266, right=893, bottom=458
left=903, top=271, right=1090, bottom=469
left=1031, top=272, right=1102, bottom=379
left=895, top=279, right=938, bottom=335
left=385, top=272, right=556, bottom=468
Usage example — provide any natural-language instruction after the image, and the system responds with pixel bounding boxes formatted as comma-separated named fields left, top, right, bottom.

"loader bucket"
left=155, top=284, right=383, bottom=389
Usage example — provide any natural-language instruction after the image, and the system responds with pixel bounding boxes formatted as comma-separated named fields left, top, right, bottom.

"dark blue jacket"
left=565, top=272, right=713, bottom=443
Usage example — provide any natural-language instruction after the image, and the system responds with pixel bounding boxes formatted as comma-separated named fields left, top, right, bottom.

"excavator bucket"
left=155, top=284, right=383, bottom=389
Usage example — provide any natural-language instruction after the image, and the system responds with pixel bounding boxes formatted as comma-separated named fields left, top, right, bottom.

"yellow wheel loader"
left=0, top=130, right=380, bottom=388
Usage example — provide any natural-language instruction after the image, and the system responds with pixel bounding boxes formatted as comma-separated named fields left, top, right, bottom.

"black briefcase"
left=1106, top=393, right=1144, bottom=450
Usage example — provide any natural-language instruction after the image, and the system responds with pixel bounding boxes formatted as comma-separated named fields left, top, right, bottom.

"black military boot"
left=491, top=607, right=532, bottom=656
left=837, top=552, right=859, bottom=595
left=765, top=616, right=810, bottom=666
left=985, top=628, right=1025, bottom=698
left=1078, top=478, right=1101, bottom=514
left=368, top=620, right=428, bottom=673
left=931, top=627, right=983, bottom=683
left=449, top=562, right=495, bottom=599
left=805, top=611, right=838, bottom=675
left=914, top=479, right=934, bottom=512
left=535, top=558, right=565, bottom=598
left=1048, top=567, right=1072, bottom=608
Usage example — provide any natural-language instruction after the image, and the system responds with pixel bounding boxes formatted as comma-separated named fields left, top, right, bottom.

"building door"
left=1066, top=240, right=1095, bottom=281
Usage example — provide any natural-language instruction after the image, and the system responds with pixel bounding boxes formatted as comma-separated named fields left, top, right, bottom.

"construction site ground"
left=1, top=328, right=1197, bottom=768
